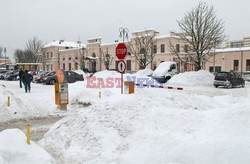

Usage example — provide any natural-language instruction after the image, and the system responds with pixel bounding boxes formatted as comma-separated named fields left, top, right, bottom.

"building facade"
left=41, top=30, right=250, bottom=75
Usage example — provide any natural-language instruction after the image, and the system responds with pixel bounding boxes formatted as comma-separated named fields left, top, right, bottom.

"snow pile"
left=92, top=70, right=121, bottom=80
left=168, top=70, right=214, bottom=87
left=0, top=129, right=53, bottom=164
left=133, top=69, right=153, bottom=77
left=39, top=86, right=250, bottom=164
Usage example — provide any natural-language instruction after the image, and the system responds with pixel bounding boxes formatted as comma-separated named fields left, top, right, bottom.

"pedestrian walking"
left=18, top=68, right=24, bottom=88
left=21, top=70, right=33, bottom=93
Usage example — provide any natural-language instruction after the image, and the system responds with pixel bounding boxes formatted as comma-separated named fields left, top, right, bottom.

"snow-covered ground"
left=0, top=129, right=53, bottom=164
left=1, top=70, right=250, bottom=164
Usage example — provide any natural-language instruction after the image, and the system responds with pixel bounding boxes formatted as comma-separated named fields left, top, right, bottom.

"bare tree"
left=170, top=2, right=226, bottom=71
left=100, top=47, right=113, bottom=70
left=14, top=49, right=25, bottom=63
left=127, top=30, right=157, bottom=69
left=0, top=46, right=3, bottom=57
left=25, top=37, right=44, bottom=63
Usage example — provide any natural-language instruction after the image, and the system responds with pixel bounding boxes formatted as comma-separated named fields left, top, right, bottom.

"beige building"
left=205, top=47, right=250, bottom=73
left=42, top=40, right=85, bottom=71
left=225, top=37, right=250, bottom=48
left=42, top=30, right=250, bottom=74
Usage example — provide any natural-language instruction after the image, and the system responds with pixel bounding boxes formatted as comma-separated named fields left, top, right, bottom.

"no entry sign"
left=116, top=43, right=127, bottom=60
left=116, top=60, right=126, bottom=74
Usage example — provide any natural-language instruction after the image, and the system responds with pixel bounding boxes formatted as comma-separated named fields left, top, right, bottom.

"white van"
left=152, top=61, right=178, bottom=83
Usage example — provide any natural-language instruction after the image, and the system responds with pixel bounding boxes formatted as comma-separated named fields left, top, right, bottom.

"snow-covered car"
left=152, top=61, right=178, bottom=83
left=134, top=69, right=153, bottom=77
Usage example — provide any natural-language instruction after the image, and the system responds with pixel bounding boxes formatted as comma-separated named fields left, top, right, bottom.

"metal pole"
left=4, top=47, right=7, bottom=68
left=241, top=50, right=243, bottom=77
left=119, top=27, right=129, bottom=95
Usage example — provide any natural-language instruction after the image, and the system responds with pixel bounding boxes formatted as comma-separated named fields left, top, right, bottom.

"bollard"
left=26, top=124, right=31, bottom=145
left=99, top=90, right=102, bottom=98
left=7, top=96, right=10, bottom=107
left=124, top=81, right=135, bottom=94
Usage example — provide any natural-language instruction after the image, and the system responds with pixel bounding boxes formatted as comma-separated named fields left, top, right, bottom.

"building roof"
left=216, top=47, right=250, bottom=53
left=43, top=40, right=86, bottom=48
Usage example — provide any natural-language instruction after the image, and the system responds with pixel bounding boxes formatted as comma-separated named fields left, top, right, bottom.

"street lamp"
left=4, top=47, right=7, bottom=68
left=119, top=27, right=129, bottom=42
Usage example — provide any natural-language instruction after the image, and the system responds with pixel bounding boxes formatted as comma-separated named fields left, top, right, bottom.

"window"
left=176, top=44, right=180, bottom=53
left=160, top=44, right=165, bottom=53
left=69, top=57, right=71, bottom=60
left=69, top=63, right=71, bottom=71
left=127, top=60, right=131, bottom=71
left=209, top=66, right=221, bottom=72
left=63, top=58, right=65, bottom=61
left=51, top=52, right=53, bottom=58
left=184, top=45, right=188, bottom=53
left=75, top=57, right=78, bottom=60
left=47, top=52, right=49, bottom=58
left=153, top=45, right=157, bottom=54
left=51, top=64, right=53, bottom=71
left=233, top=60, right=239, bottom=71
left=47, top=65, right=49, bottom=71
left=65, top=47, right=69, bottom=49
left=63, top=63, right=65, bottom=70
left=128, top=52, right=131, bottom=56
left=246, top=60, right=250, bottom=71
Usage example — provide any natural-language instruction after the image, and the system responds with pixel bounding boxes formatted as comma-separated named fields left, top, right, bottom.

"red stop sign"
left=116, top=43, right=127, bottom=60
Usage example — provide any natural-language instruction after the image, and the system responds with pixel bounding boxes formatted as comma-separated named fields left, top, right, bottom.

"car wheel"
left=227, top=82, right=232, bottom=89
left=242, top=82, right=245, bottom=88
left=214, top=85, right=218, bottom=88
left=49, top=79, right=56, bottom=85
left=165, top=76, right=171, bottom=83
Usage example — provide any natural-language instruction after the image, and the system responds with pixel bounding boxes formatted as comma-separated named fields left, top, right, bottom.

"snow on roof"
left=216, top=47, right=250, bottom=53
left=132, top=28, right=158, bottom=34
left=43, top=40, right=86, bottom=48
left=59, top=47, right=84, bottom=52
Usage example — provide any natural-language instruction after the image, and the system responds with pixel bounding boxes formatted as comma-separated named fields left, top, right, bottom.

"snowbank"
left=39, top=86, right=250, bottom=164
left=168, top=70, right=214, bottom=87
left=0, top=129, right=53, bottom=164
left=133, top=69, right=153, bottom=77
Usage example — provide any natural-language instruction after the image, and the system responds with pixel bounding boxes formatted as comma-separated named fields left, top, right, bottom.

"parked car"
left=152, top=61, right=178, bottom=83
left=33, top=71, right=48, bottom=83
left=242, top=72, right=250, bottom=82
left=38, top=71, right=55, bottom=83
left=43, top=71, right=84, bottom=85
left=214, top=71, right=245, bottom=88
left=0, top=70, right=9, bottom=79
left=6, top=71, right=19, bottom=81
left=0, top=71, right=15, bottom=80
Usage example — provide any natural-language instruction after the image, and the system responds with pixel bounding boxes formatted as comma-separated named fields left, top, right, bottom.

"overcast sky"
left=1, top=0, right=250, bottom=58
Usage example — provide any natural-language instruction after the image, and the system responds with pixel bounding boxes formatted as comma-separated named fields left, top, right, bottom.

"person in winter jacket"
left=21, top=70, right=33, bottom=93
left=18, top=69, right=24, bottom=88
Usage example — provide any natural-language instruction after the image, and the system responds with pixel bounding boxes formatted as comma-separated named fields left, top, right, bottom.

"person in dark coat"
left=21, top=70, right=33, bottom=93
left=19, top=69, right=24, bottom=88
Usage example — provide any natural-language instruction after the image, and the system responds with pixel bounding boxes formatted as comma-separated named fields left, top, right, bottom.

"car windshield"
left=216, top=72, right=228, bottom=77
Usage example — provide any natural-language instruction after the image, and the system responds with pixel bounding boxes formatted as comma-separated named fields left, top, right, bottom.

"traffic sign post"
left=116, top=43, right=128, bottom=94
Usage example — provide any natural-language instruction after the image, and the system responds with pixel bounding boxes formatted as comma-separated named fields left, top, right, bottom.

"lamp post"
left=119, top=27, right=129, bottom=42
left=4, top=47, right=7, bottom=68
left=119, top=27, right=129, bottom=94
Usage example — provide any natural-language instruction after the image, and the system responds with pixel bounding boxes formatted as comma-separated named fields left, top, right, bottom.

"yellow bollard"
left=26, top=124, right=31, bottom=145
left=7, top=96, right=10, bottom=107
left=99, top=90, right=102, bottom=98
